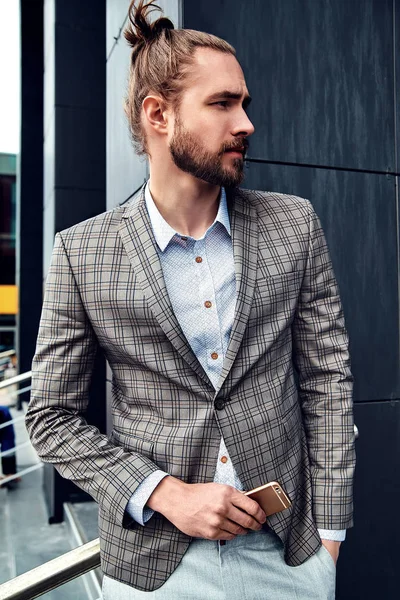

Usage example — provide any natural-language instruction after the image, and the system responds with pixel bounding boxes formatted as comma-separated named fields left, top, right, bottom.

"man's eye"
left=213, top=101, right=228, bottom=108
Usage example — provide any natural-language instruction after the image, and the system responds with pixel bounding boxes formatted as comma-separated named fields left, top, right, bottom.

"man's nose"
left=244, top=113, right=255, bottom=137
left=233, top=111, right=255, bottom=138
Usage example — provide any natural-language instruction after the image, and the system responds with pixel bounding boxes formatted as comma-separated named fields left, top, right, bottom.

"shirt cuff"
left=318, top=529, right=346, bottom=542
left=126, top=470, right=169, bottom=526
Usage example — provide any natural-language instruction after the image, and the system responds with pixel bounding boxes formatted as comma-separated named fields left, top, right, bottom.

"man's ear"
left=142, top=95, right=169, bottom=135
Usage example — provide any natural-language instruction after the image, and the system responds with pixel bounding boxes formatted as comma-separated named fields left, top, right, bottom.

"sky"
left=0, top=0, right=20, bottom=155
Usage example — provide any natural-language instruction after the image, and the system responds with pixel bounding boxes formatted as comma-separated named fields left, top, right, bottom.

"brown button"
left=211, top=352, right=219, bottom=360
left=195, top=256, right=203, bottom=263
left=220, top=456, right=228, bottom=464
left=204, top=301, right=212, bottom=308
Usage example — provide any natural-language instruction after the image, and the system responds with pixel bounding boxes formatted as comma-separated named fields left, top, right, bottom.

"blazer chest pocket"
left=110, top=430, right=154, bottom=459
left=252, top=271, right=303, bottom=320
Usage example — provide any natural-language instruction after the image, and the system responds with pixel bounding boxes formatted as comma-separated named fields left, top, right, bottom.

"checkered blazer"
left=26, top=186, right=355, bottom=592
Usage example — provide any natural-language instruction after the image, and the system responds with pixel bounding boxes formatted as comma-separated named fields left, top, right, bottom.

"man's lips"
left=224, top=148, right=245, bottom=155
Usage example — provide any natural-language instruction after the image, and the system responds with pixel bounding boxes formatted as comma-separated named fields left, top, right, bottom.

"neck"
left=148, top=164, right=221, bottom=239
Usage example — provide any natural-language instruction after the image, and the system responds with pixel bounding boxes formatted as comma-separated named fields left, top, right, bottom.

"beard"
left=169, top=115, right=247, bottom=188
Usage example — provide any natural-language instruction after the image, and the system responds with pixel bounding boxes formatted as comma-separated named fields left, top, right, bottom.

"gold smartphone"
left=244, top=481, right=292, bottom=517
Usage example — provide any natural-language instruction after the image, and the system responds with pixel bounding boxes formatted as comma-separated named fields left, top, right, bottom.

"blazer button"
left=214, top=399, right=224, bottom=410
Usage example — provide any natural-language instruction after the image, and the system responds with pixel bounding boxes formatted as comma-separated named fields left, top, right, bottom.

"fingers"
left=232, top=492, right=267, bottom=526
left=208, top=510, right=264, bottom=541
left=208, top=486, right=266, bottom=535
left=227, top=506, right=265, bottom=532
left=217, top=527, right=243, bottom=541
left=219, top=517, right=249, bottom=537
left=202, top=511, right=250, bottom=540
left=164, top=482, right=267, bottom=541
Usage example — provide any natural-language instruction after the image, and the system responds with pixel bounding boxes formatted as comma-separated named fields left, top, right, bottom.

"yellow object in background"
left=0, top=285, right=18, bottom=314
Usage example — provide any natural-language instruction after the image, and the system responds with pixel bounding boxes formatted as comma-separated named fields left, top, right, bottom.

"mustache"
left=220, top=139, right=250, bottom=155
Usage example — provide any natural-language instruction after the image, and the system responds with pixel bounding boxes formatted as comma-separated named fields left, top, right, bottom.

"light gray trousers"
left=102, top=528, right=336, bottom=600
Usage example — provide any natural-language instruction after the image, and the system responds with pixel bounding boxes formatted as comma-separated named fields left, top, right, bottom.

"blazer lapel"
left=118, top=187, right=212, bottom=387
left=217, top=189, right=259, bottom=390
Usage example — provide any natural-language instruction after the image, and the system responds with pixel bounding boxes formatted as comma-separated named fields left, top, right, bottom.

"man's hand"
left=147, top=476, right=266, bottom=540
left=321, top=540, right=341, bottom=565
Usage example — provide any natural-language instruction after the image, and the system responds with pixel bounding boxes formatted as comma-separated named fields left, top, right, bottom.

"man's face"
left=168, top=48, right=255, bottom=187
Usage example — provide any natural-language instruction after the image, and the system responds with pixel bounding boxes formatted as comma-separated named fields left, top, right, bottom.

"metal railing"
left=0, top=539, right=101, bottom=600
left=0, top=414, right=27, bottom=430
left=0, top=370, right=36, bottom=487
left=0, top=385, right=31, bottom=402
left=0, top=371, right=32, bottom=391
left=0, top=350, right=16, bottom=361
left=0, top=369, right=32, bottom=412
left=0, top=440, right=32, bottom=458
left=0, top=464, right=43, bottom=487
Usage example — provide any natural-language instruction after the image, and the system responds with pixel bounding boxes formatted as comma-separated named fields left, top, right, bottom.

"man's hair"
left=124, top=0, right=236, bottom=155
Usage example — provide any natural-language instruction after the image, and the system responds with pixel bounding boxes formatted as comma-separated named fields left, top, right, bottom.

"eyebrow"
left=206, top=90, right=252, bottom=109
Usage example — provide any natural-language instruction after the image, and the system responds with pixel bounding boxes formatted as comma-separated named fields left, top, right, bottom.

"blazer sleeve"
left=26, top=233, right=160, bottom=527
left=292, top=202, right=356, bottom=530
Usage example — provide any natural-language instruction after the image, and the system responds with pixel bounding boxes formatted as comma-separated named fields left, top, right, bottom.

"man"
left=26, top=1, right=355, bottom=598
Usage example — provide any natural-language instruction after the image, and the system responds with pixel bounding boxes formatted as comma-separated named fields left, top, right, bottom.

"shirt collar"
left=144, top=181, right=231, bottom=252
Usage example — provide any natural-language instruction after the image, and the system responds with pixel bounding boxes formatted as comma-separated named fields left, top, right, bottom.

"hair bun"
left=124, top=1, right=174, bottom=49
left=151, top=17, right=174, bottom=37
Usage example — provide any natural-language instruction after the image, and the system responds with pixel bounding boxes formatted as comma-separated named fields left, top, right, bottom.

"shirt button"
left=211, top=352, right=218, bottom=360
left=204, top=301, right=212, bottom=308
left=195, top=256, right=203, bottom=263
left=214, top=399, right=224, bottom=410
left=220, top=456, right=228, bottom=464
